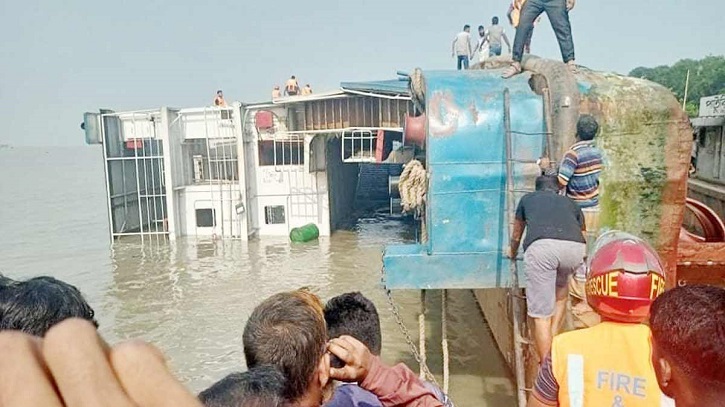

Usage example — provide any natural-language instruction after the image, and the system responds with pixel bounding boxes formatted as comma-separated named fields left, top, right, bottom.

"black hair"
left=577, top=114, right=599, bottom=141
left=478, top=25, right=485, bottom=31
left=463, top=24, right=470, bottom=30
left=324, top=292, right=382, bottom=355
left=492, top=16, right=499, bottom=24
left=535, top=175, right=559, bottom=192
left=217, top=90, right=223, bottom=94
left=242, top=291, right=326, bottom=402
left=650, top=285, right=725, bottom=386
left=199, top=365, right=287, bottom=407
left=0, top=275, right=97, bottom=337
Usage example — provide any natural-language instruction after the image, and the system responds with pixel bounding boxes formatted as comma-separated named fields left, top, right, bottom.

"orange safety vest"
left=552, top=322, right=674, bottom=407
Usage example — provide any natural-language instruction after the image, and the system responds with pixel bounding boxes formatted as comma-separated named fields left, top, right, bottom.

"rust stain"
left=469, top=101, right=479, bottom=125
left=428, top=91, right=460, bottom=138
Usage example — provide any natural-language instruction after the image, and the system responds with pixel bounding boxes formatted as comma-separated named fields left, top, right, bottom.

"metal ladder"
left=503, top=87, right=540, bottom=407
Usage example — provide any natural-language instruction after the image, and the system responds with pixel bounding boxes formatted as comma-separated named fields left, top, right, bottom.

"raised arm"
left=328, top=336, right=443, bottom=407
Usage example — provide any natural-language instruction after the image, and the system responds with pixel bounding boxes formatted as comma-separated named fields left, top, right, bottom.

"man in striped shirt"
left=559, top=114, right=603, bottom=328
left=558, top=115, right=603, bottom=210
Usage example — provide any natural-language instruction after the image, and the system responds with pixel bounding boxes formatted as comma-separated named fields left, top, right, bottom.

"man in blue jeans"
left=485, top=17, right=511, bottom=57
left=452, top=25, right=473, bottom=70
left=503, top=0, right=577, bottom=78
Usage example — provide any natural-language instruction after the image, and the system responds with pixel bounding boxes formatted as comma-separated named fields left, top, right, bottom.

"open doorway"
left=326, top=131, right=414, bottom=232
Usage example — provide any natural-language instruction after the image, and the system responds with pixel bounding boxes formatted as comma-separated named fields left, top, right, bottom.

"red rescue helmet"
left=586, top=231, right=666, bottom=323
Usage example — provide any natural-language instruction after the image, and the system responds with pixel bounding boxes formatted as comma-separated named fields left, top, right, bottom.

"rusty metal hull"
left=575, top=70, right=692, bottom=286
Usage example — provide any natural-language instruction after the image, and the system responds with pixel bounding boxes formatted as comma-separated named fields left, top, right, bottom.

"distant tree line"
left=629, top=55, right=725, bottom=117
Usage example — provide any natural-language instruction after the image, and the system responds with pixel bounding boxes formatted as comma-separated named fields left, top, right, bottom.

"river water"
left=0, top=146, right=514, bottom=406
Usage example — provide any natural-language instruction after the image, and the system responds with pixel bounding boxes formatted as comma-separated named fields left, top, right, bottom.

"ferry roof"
left=340, top=79, right=410, bottom=96
left=246, top=78, right=411, bottom=109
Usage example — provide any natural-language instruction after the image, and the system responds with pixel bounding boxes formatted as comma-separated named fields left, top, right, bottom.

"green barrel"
left=289, top=223, right=320, bottom=242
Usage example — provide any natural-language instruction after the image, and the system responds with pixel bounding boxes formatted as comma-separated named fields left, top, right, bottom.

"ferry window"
left=258, top=140, right=305, bottom=166
left=264, top=205, right=286, bottom=224
left=196, top=208, right=216, bottom=227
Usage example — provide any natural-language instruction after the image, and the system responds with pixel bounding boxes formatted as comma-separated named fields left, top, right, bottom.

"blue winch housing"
left=383, top=70, right=546, bottom=289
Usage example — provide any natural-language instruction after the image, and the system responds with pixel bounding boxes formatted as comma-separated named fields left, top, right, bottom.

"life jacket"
left=551, top=322, right=674, bottom=407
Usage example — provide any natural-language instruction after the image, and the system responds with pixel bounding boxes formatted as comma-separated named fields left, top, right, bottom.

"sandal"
left=502, top=62, right=522, bottom=79
left=567, top=60, right=578, bottom=73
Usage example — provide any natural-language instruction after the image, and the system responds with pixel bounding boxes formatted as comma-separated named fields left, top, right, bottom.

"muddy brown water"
left=0, top=147, right=514, bottom=406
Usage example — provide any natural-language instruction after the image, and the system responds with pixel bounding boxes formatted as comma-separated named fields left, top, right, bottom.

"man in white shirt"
left=451, top=25, right=473, bottom=70
left=476, top=25, right=489, bottom=63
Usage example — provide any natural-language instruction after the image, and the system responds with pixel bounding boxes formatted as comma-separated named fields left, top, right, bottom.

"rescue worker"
left=528, top=231, right=674, bottom=407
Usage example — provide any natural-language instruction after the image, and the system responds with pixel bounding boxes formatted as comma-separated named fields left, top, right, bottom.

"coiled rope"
left=410, top=68, right=426, bottom=113
left=398, top=159, right=427, bottom=217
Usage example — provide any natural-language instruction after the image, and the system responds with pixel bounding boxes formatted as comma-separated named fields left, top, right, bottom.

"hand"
left=506, top=247, right=517, bottom=259
left=327, top=335, right=373, bottom=383
left=566, top=0, right=576, bottom=11
left=538, top=156, right=551, bottom=172
left=0, top=319, right=202, bottom=407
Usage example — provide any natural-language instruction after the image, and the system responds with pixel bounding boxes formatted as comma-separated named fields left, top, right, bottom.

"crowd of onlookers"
left=0, top=270, right=723, bottom=406
left=0, top=273, right=456, bottom=407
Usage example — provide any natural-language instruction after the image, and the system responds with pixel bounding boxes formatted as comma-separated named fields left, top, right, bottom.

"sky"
left=1, top=0, right=723, bottom=146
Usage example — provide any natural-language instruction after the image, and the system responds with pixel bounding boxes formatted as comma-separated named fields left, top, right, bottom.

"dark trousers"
left=457, top=55, right=469, bottom=70
left=512, top=0, right=574, bottom=63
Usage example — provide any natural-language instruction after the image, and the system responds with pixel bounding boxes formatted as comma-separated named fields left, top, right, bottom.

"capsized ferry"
left=83, top=56, right=725, bottom=407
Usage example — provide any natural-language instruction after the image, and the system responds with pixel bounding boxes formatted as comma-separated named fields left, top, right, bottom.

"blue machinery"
left=383, top=69, right=550, bottom=406
left=384, top=70, right=546, bottom=288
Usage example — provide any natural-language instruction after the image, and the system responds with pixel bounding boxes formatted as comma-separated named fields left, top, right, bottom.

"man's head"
left=242, top=290, right=328, bottom=404
left=535, top=175, right=559, bottom=192
left=492, top=17, right=499, bottom=25
left=217, top=90, right=223, bottom=96
left=576, top=114, right=599, bottom=141
left=0, top=275, right=97, bottom=337
left=198, top=366, right=287, bottom=407
left=291, top=75, right=296, bottom=80
left=478, top=25, right=485, bottom=36
left=463, top=24, right=470, bottom=32
left=650, top=285, right=725, bottom=402
left=324, top=292, right=381, bottom=356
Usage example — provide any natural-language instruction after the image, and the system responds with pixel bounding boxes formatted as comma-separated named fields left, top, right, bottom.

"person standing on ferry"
left=214, top=90, right=227, bottom=107
left=285, top=76, right=300, bottom=96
